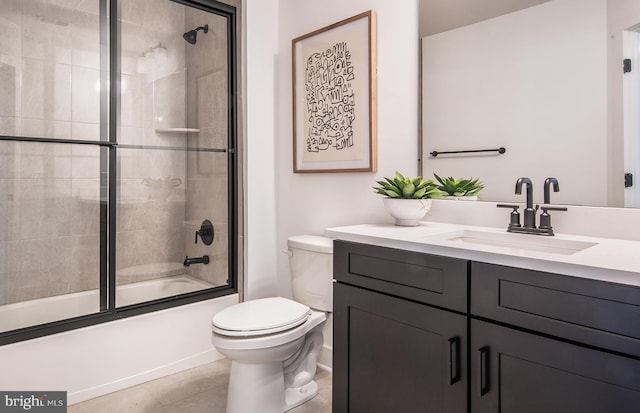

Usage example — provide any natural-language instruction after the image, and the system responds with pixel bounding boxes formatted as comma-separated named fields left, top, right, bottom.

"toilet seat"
left=212, top=297, right=311, bottom=337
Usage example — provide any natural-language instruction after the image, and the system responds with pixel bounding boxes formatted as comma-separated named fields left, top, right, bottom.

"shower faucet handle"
left=194, top=219, right=214, bottom=245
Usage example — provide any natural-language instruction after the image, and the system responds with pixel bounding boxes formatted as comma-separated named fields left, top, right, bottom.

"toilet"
left=211, top=235, right=333, bottom=413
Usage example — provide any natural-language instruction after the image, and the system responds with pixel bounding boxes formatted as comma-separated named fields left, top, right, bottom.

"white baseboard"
left=317, top=344, right=332, bottom=373
left=69, top=349, right=225, bottom=404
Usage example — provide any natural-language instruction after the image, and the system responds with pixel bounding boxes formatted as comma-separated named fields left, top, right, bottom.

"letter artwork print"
left=304, top=42, right=356, bottom=156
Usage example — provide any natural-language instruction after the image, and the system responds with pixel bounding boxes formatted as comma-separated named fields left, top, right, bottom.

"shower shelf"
left=155, top=128, right=200, bottom=133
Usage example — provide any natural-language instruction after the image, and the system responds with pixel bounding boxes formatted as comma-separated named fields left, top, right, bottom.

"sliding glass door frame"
left=0, top=0, right=239, bottom=346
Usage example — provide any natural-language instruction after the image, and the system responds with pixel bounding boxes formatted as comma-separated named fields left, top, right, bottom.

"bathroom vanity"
left=328, top=223, right=640, bottom=413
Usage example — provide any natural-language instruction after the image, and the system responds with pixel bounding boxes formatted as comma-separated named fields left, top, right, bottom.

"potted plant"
left=433, top=173, right=484, bottom=200
left=373, top=171, right=440, bottom=226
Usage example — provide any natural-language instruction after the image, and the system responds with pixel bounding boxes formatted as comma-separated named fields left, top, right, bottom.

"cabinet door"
left=333, top=283, right=467, bottom=413
left=471, top=319, right=640, bottom=413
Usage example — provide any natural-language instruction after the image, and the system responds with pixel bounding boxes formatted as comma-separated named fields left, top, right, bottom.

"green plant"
left=433, top=173, right=484, bottom=197
left=373, top=171, right=440, bottom=199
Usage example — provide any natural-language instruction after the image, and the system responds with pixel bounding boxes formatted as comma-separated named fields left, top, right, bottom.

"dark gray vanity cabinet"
left=470, top=262, right=640, bottom=412
left=333, top=241, right=640, bottom=413
left=333, top=241, right=468, bottom=413
left=470, top=319, right=640, bottom=413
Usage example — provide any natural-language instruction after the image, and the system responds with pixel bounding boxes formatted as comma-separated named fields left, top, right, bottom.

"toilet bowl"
left=211, top=235, right=333, bottom=413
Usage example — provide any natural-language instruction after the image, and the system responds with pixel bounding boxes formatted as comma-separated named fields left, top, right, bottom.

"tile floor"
left=68, top=358, right=332, bottom=413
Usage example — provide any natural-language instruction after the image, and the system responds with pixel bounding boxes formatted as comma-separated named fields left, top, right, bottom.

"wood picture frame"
left=292, top=10, right=377, bottom=173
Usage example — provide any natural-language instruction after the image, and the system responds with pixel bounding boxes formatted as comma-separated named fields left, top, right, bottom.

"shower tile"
left=21, top=59, right=71, bottom=123
left=0, top=241, right=21, bottom=282
left=23, top=119, right=72, bottom=140
left=0, top=62, right=17, bottom=117
left=71, top=66, right=100, bottom=124
left=0, top=117, right=18, bottom=137
left=0, top=0, right=22, bottom=58
left=72, top=0, right=100, bottom=16
left=19, top=177, right=72, bottom=239
left=119, top=148, right=144, bottom=180
left=0, top=179, right=21, bottom=242
left=67, top=234, right=100, bottom=287
left=119, top=0, right=156, bottom=26
left=153, top=0, right=186, bottom=37
left=116, top=229, right=147, bottom=271
left=116, top=200, right=146, bottom=232
left=0, top=142, right=20, bottom=179
left=119, top=126, right=144, bottom=146
left=20, top=142, right=72, bottom=179
left=152, top=71, right=186, bottom=133
left=0, top=54, right=22, bottom=120
left=71, top=121, right=100, bottom=140
left=121, top=74, right=143, bottom=128
left=71, top=176, right=101, bottom=202
left=70, top=144, right=100, bottom=179
left=142, top=150, right=186, bottom=187
left=68, top=192, right=101, bottom=236
left=54, top=63, right=72, bottom=121
left=119, top=178, right=150, bottom=204
left=71, top=9, right=100, bottom=69
left=22, top=0, right=73, bottom=64
left=21, top=58, right=45, bottom=120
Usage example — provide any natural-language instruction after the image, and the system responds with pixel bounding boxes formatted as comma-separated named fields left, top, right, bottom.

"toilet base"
left=226, top=360, right=284, bottom=413
left=284, top=380, right=319, bottom=411
left=225, top=360, right=320, bottom=413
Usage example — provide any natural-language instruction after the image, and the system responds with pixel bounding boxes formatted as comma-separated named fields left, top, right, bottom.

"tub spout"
left=183, top=255, right=210, bottom=267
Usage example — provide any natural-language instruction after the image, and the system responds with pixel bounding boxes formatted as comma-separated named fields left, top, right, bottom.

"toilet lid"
left=212, top=297, right=311, bottom=337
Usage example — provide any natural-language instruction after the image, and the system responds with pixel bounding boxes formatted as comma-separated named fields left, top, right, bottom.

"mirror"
left=420, top=0, right=640, bottom=207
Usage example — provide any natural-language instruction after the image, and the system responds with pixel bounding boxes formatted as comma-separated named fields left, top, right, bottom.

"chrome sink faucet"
left=497, top=177, right=567, bottom=236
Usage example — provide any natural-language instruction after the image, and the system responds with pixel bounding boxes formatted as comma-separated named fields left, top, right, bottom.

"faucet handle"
left=539, top=204, right=568, bottom=212
left=538, top=205, right=567, bottom=233
left=497, top=204, right=521, bottom=229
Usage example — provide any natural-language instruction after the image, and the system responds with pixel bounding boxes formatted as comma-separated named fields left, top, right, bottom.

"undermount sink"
left=429, top=229, right=598, bottom=256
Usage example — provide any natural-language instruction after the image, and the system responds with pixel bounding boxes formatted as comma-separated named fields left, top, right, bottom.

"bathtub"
left=0, top=278, right=238, bottom=404
left=0, top=274, right=214, bottom=333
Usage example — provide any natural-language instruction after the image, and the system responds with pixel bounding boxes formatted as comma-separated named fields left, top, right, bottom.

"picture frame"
left=292, top=10, right=377, bottom=173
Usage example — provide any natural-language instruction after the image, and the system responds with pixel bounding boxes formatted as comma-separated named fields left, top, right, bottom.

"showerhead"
left=183, top=24, right=209, bottom=45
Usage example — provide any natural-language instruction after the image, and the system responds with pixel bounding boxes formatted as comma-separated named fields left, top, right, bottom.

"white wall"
left=245, top=0, right=280, bottom=300
left=270, top=0, right=420, bottom=297
left=422, top=0, right=608, bottom=206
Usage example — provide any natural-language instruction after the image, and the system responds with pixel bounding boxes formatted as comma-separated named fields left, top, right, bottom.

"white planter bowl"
left=383, top=198, right=433, bottom=226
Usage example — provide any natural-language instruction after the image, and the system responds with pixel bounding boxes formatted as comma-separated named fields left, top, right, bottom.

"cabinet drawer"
left=334, top=240, right=467, bottom=312
left=471, top=262, right=640, bottom=357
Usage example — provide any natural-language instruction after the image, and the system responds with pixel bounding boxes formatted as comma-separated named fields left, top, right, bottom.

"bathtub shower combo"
left=0, top=0, right=238, bottom=341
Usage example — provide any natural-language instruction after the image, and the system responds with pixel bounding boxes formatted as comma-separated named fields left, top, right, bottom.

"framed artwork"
left=292, top=10, right=377, bottom=173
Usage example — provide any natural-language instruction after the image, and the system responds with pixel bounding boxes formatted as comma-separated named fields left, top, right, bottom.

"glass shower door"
left=115, top=0, right=234, bottom=306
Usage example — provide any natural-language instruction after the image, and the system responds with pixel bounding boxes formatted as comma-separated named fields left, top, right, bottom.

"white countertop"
left=325, top=222, right=640, bottom=287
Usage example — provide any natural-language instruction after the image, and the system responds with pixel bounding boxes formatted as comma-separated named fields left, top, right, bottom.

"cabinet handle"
left=448, top=336, right=461, bottom=385
left=479, top=346, right=491, bottom=396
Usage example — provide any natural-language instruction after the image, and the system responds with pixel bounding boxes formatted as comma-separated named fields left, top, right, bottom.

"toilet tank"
left=287, top=235, right=333, bottom=312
